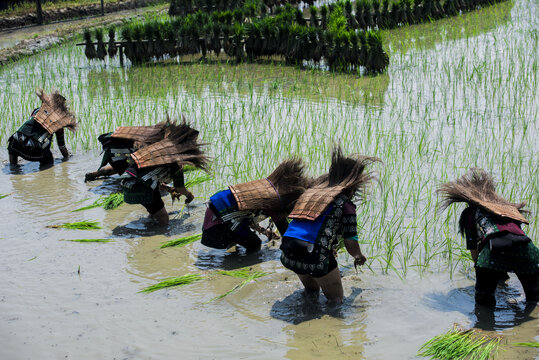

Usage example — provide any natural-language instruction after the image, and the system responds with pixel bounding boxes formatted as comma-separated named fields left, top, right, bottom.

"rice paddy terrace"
left=0, top=0, right=537, bottom=358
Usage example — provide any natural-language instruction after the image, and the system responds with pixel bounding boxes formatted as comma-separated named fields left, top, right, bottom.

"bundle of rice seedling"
left=107, top=27, right=117, bottom=58
left=83, top=28, right=97, bottom=59
left=47, top=221, right=102, bottom=230
left=0, top=193, right=11, bottom=199
left=418, top=327, right=502, bottom=360
left=101, top=193, right=124, bottom=210
left=206, top=267, right=271, bottom=302
left=63, top=238, right=113, bottom=243
left=72, top=193, right=124, bottom=212
left=160, top=233, right=202, bottom=248
left=139, top=274, right=204, bottom=293
left=95, top=28, right=107, bottom=60
left=513, top=342, right=539, bottom=348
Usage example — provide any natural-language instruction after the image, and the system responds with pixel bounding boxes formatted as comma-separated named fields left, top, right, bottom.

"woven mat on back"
left=476, top=199, right=529, bottom=224
left=34, top=102, right=76, bottom=134
left=111, top=125, right=164, bottom=143
left=289, top=185, right=345, bottom=221
left=130, top=139, right=195, bottom=169
left=229, top=179, right=280, bottom=211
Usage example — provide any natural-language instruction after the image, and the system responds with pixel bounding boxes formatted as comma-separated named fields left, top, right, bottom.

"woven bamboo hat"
left=290, top=146, right=379, bottom=221
left=438, top=168, right=529, bottom=224
left=229, top=158, right=310, bottom=212
left=33, top=89, right=77, bottom=134
left=130, top=119, right=208, bottom=170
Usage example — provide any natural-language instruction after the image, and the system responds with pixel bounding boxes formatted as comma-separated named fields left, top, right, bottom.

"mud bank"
left=0, top=0, right=163, bottom=30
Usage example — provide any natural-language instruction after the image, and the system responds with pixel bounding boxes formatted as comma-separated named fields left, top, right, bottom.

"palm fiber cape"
left=130, top=121, right=208, bottom=170
left=229, top=179, right=281, bottom=211
left=438, top=168, right=529, bottom=224
left=33, top=89, right=77, bottom=134
left=111, top=121, right=168, bottom=146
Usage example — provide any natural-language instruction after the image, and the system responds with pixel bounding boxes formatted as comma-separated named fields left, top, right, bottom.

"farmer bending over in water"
left=438, top=169, right=539, bottom=306
left=201, top=159, right=311, bottom=252
left=280, top=147, right=379, bottom=304
left=120, top=119, right=208, bottom=226
left=84, top=121, right=170, bottom=182
left=8, top=90, right=75, bottom=167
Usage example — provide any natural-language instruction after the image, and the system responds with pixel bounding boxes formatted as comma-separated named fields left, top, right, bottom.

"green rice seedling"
left=72, top=201, right=102, bottom=212
left=160, top=233, right=202, bottom=248
left=513, top=342, right=539, bottom=348
left=206, top=269, right=269, bottom=302
left=417, top=327, right=502, bottom=360
left=185, top=173, right=212, bottom=188
left=139, top=274, right=204, bottom=293
left=101, top=193, right=124, bottom=210
left=47, top=221, right=102, bottom=230
left=62, top=238, right=113, bottom=243
left=0, top=193, right=11, bottom=199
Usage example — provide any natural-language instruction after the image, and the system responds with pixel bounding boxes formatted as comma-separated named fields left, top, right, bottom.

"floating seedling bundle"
left=160, top=233, right=202, bottom=248
left=47, top=221, right=102, bottom=230
left=417, top=327, right=502, bottom=360
left=82, top=3, right=389, bottom=74
left=62, top=238, right=113, bottom=243
left=139, top=274, right=205, bottom=293
left=206, top=267, right=271, bottom=302
left=72, top=193, right=124, bottom=212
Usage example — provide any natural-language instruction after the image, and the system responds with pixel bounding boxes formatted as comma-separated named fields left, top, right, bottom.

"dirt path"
left=0, top=0, right=164, bottom=30
left=0, top=3, right=167, bottom=65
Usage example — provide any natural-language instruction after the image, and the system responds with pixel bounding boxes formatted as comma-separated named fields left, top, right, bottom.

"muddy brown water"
left=0, top=151, right=536, bottom=359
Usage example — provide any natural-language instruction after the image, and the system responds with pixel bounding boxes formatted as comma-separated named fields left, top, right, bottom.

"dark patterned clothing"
left=8, top=108, right=66, bottom=164
left=121, top=163, right=184, bottom=207
left=97, top=132, right=135, bottom=175
left=280, top=194, right=358, bottom=277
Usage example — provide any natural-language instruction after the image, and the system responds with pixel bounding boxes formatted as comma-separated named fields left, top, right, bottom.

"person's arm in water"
left=85, top=165, right=117, bottom=182
left=55, top=129, right=69, bottom=159
left=172, top=166, right=194, bottom=203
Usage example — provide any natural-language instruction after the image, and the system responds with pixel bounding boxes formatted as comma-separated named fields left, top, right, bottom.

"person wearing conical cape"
left=119, top=119, right=209, bottom=226
left=279, top=147, right=379, bottom=304
left=84, top=120, right=170, bottom=182
left=438, top=169, right=539, bottom=306
left=201, top=158, right=311, bottom=252
left=8, top=90, right=76, bottom=166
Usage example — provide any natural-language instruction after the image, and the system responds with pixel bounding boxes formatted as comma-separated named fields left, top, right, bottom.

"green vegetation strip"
left=206, top=267, right=271, bottom=302
left=160, top=233, right=202, bottom=248
left=0, top=194, right=10, bottom=199
left=139, top=274, right=204, bottom=293
left=72, top=193, right=124, bottom=212
left=185, top=173, right=212, bottom=188
left=47, top=221, right=102, bottom=230
left=513, top=342, right=539, bottom=348
left=63, top=238, right=113, bottom=243
left=418, top=327, right=502, bottom=360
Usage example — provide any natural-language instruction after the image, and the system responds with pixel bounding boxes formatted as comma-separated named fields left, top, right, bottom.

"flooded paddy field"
left=0, top=0, right=537, bottom=358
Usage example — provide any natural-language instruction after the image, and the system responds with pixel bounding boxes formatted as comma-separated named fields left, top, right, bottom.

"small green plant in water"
left=47, top=221, right=102, bottom=230
left=418, top=327, right=502, bottom=360
left=63, top=238, right=113, bottom=243
left=160, top=233, right=202, bottom=248
left=513, top=342, right=539, bottom=348
left=206, top=267, right=270, bottom=303
left=139, top=274, right=204, bottom=293
left=0, top=193, right=11, bottom=199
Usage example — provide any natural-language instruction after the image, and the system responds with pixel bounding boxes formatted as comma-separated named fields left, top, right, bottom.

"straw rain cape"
left=130, top=121, right=208, bottom=170
left=229, top=159, right=310, bottom=212
left=111, top=121, right=169, bottom=146
left=33, top=90, right=77, bottom=134
left=438, top=168, right=529, bottom=224
left=290, top=147, right=379, bottom=221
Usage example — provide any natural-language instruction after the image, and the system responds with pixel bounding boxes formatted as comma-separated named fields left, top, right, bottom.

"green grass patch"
left=160, top=233, right=202, bottom=248
left=139, top=274, right=204, bottom=293
left=418, top=327, right=502, bottom=360
left=47, top=221, right=102, bottom=230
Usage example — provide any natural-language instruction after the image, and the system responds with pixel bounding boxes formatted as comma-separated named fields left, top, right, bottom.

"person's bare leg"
left=9, top=154, right=18, bottom=165
left=151, top=207, right=169, bottom=226
left=298, top=274, right=320, bottom=293
left=315, top=267, right=344, bottom=304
